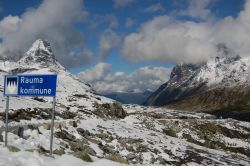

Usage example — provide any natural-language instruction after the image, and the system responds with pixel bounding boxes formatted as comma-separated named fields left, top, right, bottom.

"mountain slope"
left=0, top=39, right=113, bottom=111
left=144, top=44, right=250, bottom=112
left=0, top=40, right=250, bottom=165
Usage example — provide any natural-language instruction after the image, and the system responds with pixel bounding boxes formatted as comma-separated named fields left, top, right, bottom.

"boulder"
left=12, top=127, right=24, bottom=138
left=100, top=144, right=116, bottom=154
left=126, top=153, right=136, bottom=160
left=59, top=111, right=76, bottom=119
left=17, top=127, right=24, bottom=138
left=83, top=145, right=96, bottom=156
left=156, top=156, right=167, bottom=165
left=93, top=102, right=127, bottom=119
left=55, top=130, right=76, bottom=141
left=53, top=148, right=65, bottom=155
left=77, top=128, right=91, bottom=137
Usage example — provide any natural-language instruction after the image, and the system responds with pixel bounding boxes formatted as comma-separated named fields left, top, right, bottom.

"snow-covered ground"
left=0, top=104, right=250, bottom=165
left=0, top=148, right=133, bottom=166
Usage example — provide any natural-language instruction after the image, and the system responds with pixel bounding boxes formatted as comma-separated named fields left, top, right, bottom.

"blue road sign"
left=4, top=74, right=57, bottom=97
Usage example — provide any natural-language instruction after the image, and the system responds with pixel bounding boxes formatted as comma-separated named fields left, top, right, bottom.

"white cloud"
left=179, top=0, right=213, bottom=20
left=123, top=16, right=215, bottom=64
left=0, top=0, right=91, bottom=68
left=122, top=0, right=250, bottom=64
left=78, top=63, right=172, bottom=93
left=78, top=63, right=112, bottom=83
left=89, top=14, right=121, bottom=60
left=0, top=15, right=21, bottom=38
left=143, top=3, right=165, bottom=13
left=113, top=0, right=134, bottom=8
left=99, top=30, right=121, bottom=59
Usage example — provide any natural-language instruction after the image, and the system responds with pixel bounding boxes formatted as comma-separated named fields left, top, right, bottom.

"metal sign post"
left=50, top=97, right=56, bottom=155
left=5, top=96, right=9, bottom=146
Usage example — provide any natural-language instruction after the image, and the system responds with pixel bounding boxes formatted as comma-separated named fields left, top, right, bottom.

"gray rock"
left=83, top=145, right=96, bottom=156
left=53, top=148, right=65, bottom=155
left=93, top=102, right=127, bottom=119
left=59, top=142, right=69, bottom=149
left=136, top=144, right=148, bottom=152
left=59, top=111, right=76, bottom=119
left=27, top=125, right=35, bottom=130
left=69, top=141, right=84, bottom=151
left=100, top=144, right=116, bottom=154
left=79, top=138, right=89, bottom=145
left=127, top=153, right=136, bottom=160
left=156, top=156, right=166, bottom=165
left=131, top=153, right=143, bottom=164
left=17, top=127, right=24, bottom=138
left=77, top=128, right=91, bottom=137
left=55, top=130, right=76, bottom=141
left=12, top=127, right=24, bottom=138
left=69, top=141, right=95, bottom=156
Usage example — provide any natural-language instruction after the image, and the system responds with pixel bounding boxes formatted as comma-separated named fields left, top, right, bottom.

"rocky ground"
left=0, top=103, right=250, bottom=165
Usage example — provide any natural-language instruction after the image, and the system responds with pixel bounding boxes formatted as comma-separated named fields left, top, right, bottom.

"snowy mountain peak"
left=195, top=54, right=249, bottom=87
left=18, top=39, right=56, bottom=67
left=28, top=39, right=53, bottom=54
left=145, top=45, right=250, bottom=106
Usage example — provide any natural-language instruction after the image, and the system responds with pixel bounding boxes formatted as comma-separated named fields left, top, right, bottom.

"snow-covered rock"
left=144, top=44, right=250, bottom=112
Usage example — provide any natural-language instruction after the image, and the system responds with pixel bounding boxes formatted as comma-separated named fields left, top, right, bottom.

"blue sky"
left=0, top=0, right=247, bottom=93
left=78, top=0, right=244, bottom=73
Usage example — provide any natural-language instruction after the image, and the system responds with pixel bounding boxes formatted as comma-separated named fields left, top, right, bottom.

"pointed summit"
left=19, top=39, right=56, bottom=66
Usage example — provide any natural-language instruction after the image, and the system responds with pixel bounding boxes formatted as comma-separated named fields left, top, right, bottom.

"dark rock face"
left=144, top=49, right=250, bottom=113
left=170, top=64, right=200, bottom=84
left=59, top=111, right=77, bottom=119
left=18, top=39, right=56, bottom=67
left=77, top=128, right=91, bottom=138
left=144, top=63, right=203, bottom=106
left=0, top=108, right=52, bottom=122
left=10, top=68, right=37, bottom=75
left=55, top=130, right=76, bottom=141
left=53, top=148, right=65, bottom=155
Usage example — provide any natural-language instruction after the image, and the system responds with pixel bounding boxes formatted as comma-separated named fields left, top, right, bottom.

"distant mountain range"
left=103, top=90, right=152, bottom=104
left=144, top=44, right=250, bottom=114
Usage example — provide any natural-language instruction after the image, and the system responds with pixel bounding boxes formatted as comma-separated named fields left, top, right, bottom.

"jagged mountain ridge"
left=144, top=44, right=250, bottom=112
left=18, top=39, right=56, bottom=66
left=0, top=39, right=113, bottom=111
